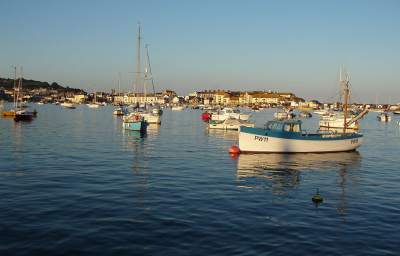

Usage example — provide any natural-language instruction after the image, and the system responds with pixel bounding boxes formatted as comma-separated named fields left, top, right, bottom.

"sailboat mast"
left=145, top=45, right=156, bottom=94
left=13, top=66, right=17, bottom=109
left=144, top=46, right=148, bottom=106
left=342, top=68, right=349, bottom=133
left=134, top=23, right=141, bottom=101
left=118, top=72, right=121, bottom=96
left=17, top=67, right=23, bottom=109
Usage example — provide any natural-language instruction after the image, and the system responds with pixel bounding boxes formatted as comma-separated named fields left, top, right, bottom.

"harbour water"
left=1, top=104, right=400, bottom=255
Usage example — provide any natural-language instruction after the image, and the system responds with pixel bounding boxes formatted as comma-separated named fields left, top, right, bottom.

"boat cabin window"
left=283, top=123, right=300, bottom=132
left=266, top=122, right=284, bottom=131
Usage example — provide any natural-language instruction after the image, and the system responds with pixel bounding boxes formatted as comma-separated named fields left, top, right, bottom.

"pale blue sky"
left=0, top=0, right=399, bottom=102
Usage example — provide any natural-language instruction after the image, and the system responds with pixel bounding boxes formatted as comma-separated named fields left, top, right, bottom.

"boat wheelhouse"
left=238, top=120, right=363, bottom=153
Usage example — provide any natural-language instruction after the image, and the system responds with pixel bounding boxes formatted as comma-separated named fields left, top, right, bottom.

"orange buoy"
left=229, top=145, right=240, bottom=154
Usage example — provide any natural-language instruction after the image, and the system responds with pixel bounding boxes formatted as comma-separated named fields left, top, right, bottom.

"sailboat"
left=123, top=23, right=148, bottom=132
left=238, top=67, right=364, bottom=153
left=2, top=67, right=19, bottom=117
left=87, top=91, right=100, bottom=108
left=13, top=67, right=35, bottom=122
left=113, top=73, right=125, bottom=115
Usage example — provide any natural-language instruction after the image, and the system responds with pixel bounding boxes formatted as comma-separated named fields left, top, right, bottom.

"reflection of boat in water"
left=236, top=151, right=361, bottom=194
left=147, top=123, right=161, bottom=135
left=237, top=151, right=361, bottom=174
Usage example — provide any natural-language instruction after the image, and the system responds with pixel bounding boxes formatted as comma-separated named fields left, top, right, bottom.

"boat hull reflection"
left=236, top=152, right=361, bottom=193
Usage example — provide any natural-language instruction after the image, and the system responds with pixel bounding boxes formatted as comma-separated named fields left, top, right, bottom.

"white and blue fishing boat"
left=239, top=120, right=363, bottom=153
left=123, top=113, right=148, bottom=132
left=238, top=67, right=363, bottom=153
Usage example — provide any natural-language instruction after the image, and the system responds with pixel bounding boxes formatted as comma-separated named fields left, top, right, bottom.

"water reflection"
left=236, top=152, right=361, bottom=196
left=147, top=124, right=161, bottom=135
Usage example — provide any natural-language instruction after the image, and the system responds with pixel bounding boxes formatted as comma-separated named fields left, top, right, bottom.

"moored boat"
left=319, top=112, right=359, bottom=130
left=61, top=102, right=76, bottom=109
left=208, top=118, right=255, bottom=130
left=87, top=103, right=100, bottom=108
left=123, top=113, right=148, bottom=132
left=238, top=120, right=363, bottom=153
left=377, top=112, right=391, bottom=122
left=113, top=107, right=125, bottom=116
left=2, top=110, right=16, bottom=117
left=238, top=67, right=363, bottom=153
left=273, top=109, right=295, bottom=120
left=14, top=109, right=33, bottom=122
left=140, top=112, right=161, bottom=124
left=211, top=107, right=251, bottom=121
left=299, top=111, right=312, bottom=118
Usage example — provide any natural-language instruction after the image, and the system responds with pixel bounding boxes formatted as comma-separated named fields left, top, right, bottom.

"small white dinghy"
left=208, top=118, right=254, bottom=130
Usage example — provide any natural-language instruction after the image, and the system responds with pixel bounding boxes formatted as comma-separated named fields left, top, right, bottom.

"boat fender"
left=228, top=145, right=240, bottom=154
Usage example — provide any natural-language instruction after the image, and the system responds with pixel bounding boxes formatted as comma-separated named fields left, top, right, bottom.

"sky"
left=0, top=0, right=399, bottom=103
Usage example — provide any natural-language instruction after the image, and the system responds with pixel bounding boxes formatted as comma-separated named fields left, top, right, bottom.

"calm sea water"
left=1, top=104, right=400, bottom=255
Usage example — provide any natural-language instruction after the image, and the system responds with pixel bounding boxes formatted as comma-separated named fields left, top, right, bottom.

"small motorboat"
left=152, top=107, right=163, bottom=115
left=299, top=111, right=312, bottom=118
left=2, top=110, right=16, bottom=117
left=61, top=102, right=76, bottom=109
left=123, top=113, right=148, bottom=132
left=210, top=107, right=251, bottom=121
left=274, top=110, right=295, bottom=120
left=113, top=107, right=125, bottom=116
left=208, top=118, right=255, bottom=130
left=140, top=112, right=161, bottom=124
left=87, top=103, right=100, bottom=108
left=377, top=112, right=391, bottom=122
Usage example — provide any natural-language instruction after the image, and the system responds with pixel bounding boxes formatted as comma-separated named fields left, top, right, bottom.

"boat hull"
left=209, top=119, right=255, bottom=130
left=239, top=127, right=363, bottom=153
left=141, top=113, right=161, bottom=124
left=2, top=110, right=15, bottom=117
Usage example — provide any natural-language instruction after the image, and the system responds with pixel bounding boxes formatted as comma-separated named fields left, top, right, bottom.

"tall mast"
left=341, top=66, right=349, bottom=133
left=145, top=45, right=156, bottom=94
left=118, top=72, right=121, bottom=96
left=17, top=66, right=23, bottom=108
left=134, top=22, right=141, bottom=98
left=13, top=66, right=17, bottom=108
left=144, top=45, right=148, bottom=106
